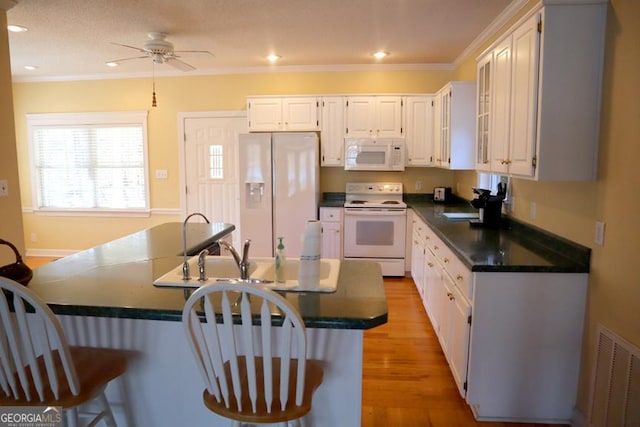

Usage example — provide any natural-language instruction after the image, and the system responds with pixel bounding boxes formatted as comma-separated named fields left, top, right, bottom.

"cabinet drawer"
left=320, top=208, right=343, bottom=222
left=448, top=257, right=473, bottom=301
left=424, top=224, right=473, bottom=301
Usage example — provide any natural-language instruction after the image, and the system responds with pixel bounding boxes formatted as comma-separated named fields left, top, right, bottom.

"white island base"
left=59, top=315, right=363, bottom=427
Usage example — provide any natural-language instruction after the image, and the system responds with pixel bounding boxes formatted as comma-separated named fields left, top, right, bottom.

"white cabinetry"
left=433, top=82, right=476, bottom=170
left=409, top=209, right=588, bottom=421
left=247, top=96, right=319, bottom=132
left=410, top=213, right=426, bottom=298
left=476, top=53, right=492, bottom=171
left=477, top=1, right=607, bottom=180
left=345, top=96, right=403, bottom=138
left=320, top=208, right=343, bottom=259
left=405, top=96, right=434, bottom=166
left=320, top=96, right=345, bottom=166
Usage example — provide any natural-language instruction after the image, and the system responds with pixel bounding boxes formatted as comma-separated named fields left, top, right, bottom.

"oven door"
left=343, top=208, right=407, bottom=258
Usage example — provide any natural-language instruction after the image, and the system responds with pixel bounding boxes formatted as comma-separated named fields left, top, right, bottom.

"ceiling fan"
left=107, top=32, right=214, bottom=71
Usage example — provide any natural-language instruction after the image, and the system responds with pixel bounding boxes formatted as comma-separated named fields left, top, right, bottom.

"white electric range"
left=343, top=182, right=406, bottom=276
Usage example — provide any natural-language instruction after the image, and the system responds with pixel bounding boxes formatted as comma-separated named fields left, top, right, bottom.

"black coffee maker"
left=469, top=183, right=507, bottom=228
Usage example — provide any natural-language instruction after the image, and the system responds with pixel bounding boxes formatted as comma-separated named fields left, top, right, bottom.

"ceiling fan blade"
left=111, top=42, right=147, bottom=53
left=174, top=50, right=215, bottom=58
left=165, top=57, right=196, bottom=72
left=106, top=55, right=149, bottom=63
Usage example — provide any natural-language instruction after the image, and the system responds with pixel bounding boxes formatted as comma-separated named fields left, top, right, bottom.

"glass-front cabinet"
left=476, top=53, right=492, bottom=171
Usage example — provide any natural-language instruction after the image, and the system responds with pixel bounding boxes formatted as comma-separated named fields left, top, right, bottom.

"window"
left=27, top=111, right=149, bottom=215
left=477, top=172, right=510, bottom=201
left=209, top=145, right=224, bottom=179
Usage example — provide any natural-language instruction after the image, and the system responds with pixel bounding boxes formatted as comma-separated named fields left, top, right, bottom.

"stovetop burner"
left=344, top=182, right=407, bottom=209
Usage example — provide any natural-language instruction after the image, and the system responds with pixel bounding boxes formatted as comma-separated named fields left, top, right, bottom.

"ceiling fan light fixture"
left=267, top=54, right=281, bottom=63
left=23, top=65, right=38, bottom=70
left=373, top=51, right=388, bottom=59
left=105, top=62, right=119, bottom=67
left=7, top=25, right=28, bottom=33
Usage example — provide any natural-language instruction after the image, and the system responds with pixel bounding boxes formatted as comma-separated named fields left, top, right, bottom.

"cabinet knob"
left=444, top=257, right=450, bottom=263
left=427, top=262, right=434, bottom=268
left=434, top=245, right=439, bottom=250
left=456, top=274, right=463, bottom=281
left=447, top=292, right=455, bottom=301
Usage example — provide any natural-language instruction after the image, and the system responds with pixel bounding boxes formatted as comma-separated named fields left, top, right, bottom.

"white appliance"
left=239, top=132, right=319, bottom=258
left=343, top=182, right=407, bottom=276
left=344, top=138, right=405, bottom=171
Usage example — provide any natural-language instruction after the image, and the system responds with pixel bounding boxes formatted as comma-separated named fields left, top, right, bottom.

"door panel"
left=184, top=115, right=247, bottom=249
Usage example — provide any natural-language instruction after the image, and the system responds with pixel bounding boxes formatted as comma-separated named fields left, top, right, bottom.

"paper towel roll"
left=298, top=220, right=321, bottom=289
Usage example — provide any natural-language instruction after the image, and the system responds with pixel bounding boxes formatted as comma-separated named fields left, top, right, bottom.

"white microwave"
left=344, top=138, right=405, bottom=171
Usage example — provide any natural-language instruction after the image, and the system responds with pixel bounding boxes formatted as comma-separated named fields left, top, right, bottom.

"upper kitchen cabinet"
left=476, top=53, right=492, bottom=172
left=433, top=82, right=476, bottom=170
left=345, top=96, right=403, bottom=138
left=247, top=96, right=319, bottom=132
left=477, top=0, right=607, bottom=181
left=320, top=96, right=346, bottom=166
left=405, top=95, right=435, bottom=167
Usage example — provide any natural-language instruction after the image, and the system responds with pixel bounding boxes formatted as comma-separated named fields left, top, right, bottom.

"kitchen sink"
left=153, top=256, right=341, bottom=292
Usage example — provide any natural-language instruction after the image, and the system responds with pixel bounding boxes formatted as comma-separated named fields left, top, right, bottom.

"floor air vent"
left=589, top=325, right=640, bottom=427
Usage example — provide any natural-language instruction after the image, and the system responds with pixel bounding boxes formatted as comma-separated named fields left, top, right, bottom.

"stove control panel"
left=346, top=182, right=403, bottom=195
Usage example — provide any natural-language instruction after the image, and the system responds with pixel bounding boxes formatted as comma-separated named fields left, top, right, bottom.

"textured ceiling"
left=7, top=0, right=514, bottom=80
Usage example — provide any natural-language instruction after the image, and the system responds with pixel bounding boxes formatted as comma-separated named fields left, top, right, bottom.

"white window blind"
left=28, top=112, right=149, bottom=214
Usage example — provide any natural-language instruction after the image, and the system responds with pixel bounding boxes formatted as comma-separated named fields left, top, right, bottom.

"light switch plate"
left=595, top=221, right=606, bottom=246
left=0, top=180, right=8, bottom=197
left=155, top=169, right=168, bottom=179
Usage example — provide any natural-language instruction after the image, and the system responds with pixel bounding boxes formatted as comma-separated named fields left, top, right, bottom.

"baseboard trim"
left=572, top=408, right=588, bottom=427
left=26, top=248, right=78, bottom=258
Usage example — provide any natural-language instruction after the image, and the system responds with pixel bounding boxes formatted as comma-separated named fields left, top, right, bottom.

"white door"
left=183, top=114, right=247, bottom=249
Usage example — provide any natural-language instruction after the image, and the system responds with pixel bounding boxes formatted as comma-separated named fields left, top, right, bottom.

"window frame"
left=27, top=111, right=150, bottom=217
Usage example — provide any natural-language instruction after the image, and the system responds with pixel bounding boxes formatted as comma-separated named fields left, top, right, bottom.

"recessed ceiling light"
left=267, top=54, right=281, bottom=63
left=373, top=51, right=388, bottom=59
left=7, top=25, right=28, bottom=33
left=105, top=62, right=119, bottom=68
left=23, top=65, right=38, bottom=71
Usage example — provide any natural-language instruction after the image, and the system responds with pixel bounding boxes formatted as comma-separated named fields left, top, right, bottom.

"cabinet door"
left=423, top=248, right=439, bottom=320
left=320, top=97, right=345, bottom=166
left=345, top=96, right=376, bottom=137
left=508, top=14, right=539, bottom=177
left=248, top=98, right=283, bottom=131
left=444, top=274, right=472, bottom=398
left=491, top=37, right=512, bottom=174
left=432, top=91, right=444, bottom=166
left=411, top=229, right=425, bottom=296
left=405, top=96, right=434, bottom=166
left=375, top=96, right=403, bottom=138
left=476, top=54, right=492, bottom=171
left=282, top=97, right=319, bottom=131
left=441, top=90, right=451, bottom=167
left=321, top=221, right=342, bottom=259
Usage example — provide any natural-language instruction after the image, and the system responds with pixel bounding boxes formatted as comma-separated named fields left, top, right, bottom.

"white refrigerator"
left=238, top=132, right=319, bottom=257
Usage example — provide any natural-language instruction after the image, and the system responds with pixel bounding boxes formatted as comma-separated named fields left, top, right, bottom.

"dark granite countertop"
left=407, top=197, right=590, bottom=273
left=27, top=222, right=387, bottom=329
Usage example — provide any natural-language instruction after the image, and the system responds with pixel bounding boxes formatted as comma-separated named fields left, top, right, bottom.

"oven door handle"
left=344, top=208, right=406, bottom=216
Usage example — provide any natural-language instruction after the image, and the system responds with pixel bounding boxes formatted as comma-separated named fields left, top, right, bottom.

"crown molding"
left=453, top=0, right=530, bottom=67
left=11, top=62, right=456, bottom=83
left=0, top=0, right=17, bottom=11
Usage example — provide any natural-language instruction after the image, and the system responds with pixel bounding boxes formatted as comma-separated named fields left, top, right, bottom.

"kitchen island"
left=27, top=222, right=387, bottom=427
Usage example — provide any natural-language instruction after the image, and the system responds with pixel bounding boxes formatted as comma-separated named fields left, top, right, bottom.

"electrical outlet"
left=0, top=179, right=8, bottom=197
left=415, top=181, right=423, bottom=191
left=30, top=233, right=37, bottom=242
left=595, top=221, right=606, bottom=246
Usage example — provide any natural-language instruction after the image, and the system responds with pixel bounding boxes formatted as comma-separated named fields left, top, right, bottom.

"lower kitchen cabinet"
left=409, top=210, right=588, bottom=422
left=320, top=207, right=343, bottom=259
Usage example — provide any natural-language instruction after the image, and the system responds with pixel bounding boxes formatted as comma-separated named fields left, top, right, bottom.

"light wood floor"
left=362, top=276, right=568, bottom=427
left=26, top=258, right=567, bottom=426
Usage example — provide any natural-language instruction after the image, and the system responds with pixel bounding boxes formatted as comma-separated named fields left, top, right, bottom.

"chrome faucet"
left=217, top=239, right=251, bottom=280
left=182, top=212, right=210, bottom=280
left=197, top=249, right=209, bottom=281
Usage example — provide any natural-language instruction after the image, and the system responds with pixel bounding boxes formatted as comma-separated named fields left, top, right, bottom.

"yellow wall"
left=0, top=9, right=25, bottom=265
left=13, top=69, right=455, bottom=251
